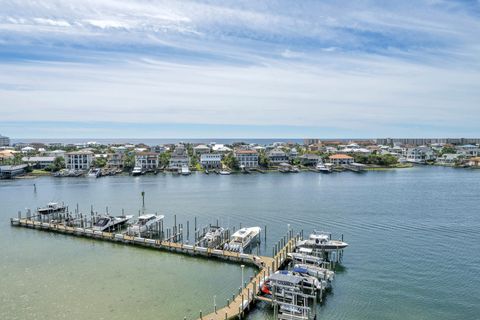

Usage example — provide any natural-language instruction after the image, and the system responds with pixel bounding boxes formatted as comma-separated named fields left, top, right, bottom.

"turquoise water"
left=1, top=166, right=479, bottom=319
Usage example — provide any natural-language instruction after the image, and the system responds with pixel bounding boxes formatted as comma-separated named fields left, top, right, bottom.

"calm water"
left=1, top=166, right=479, bottom=319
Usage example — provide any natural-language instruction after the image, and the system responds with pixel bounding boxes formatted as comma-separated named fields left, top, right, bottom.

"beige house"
left=65, top=150, right=94, bottom=170
left=328, top=154, right=354, bottom=165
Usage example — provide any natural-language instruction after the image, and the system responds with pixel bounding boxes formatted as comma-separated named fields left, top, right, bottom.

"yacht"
left=316, top=161, right=332, bottom=173
left=131, top=166, right=143, bottom=176
left=224, top=226, right=261, bottom=253
left=88, top=168, right=101, bottom=178
left=219, top=170, right=231, bottom=175
left=37, top=202, right=66, bottom=215
left=293, top=264, right=335, bottom=282
left=127, top=214, right=164, bottom=236
left=261, top=270, right=321, bottom=295
left=288, top=250, right=324, bottom=265
left=93, top=214, right=133, bottom=232
left=181, top=165, right=191, bottom=175
left=198, top=226, right=225, bottom=248
left=297, top=231, right=348, bottom=251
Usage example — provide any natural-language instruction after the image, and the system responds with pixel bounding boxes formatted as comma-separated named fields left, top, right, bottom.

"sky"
left=0, top=0, right=479, bottom=139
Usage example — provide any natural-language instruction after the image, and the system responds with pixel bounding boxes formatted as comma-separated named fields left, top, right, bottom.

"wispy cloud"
left=0, top=0, right=479, bottom=137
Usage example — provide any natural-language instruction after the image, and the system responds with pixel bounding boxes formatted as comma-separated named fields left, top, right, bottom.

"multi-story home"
left=200, top=153, right=222, bottom=169
left=234, top=149, right=258, bottom=168
left=289, top=148, right=299, bottom=160
left=299, top=154, right=319, bottom=166
left=135, top=152, right=159, bottom=171
left=168, top=144, right=190, bottom=170
left=456, top=145, right=479, bottom=157
left=267, top=149, right=288, bottom=164
left=193, top=144, right=210, bottom=155
left=107, top=152, right=125, bottom=169
left=404, top=147, right=435, bottom=163
left=328, top=154, right=354, bottom=165
left=65, top=150, right=94, bottom=170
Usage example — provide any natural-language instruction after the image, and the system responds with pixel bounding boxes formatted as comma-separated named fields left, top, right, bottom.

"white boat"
left=297, top=231, right=348, bottom=250
left=288, top=249, right=324, bottom=265
left=198, top=226, right=225, bottom=248
left=219, top=170, right=231, bottom=175
left=128, top=214, right=164, bottom=236
left=37, top=202, right=66, bottom=215
left=181, top=165, right=191, bottom=175
left=224, top=226, right=261, bottom=253
left=316, top=161, right=332, bottom=173
left=88, top=168, right=101, bottom=178
left=131, top=166, right=143, bottom=176
left=261, top=270, right=321, bottom=295
left=293, top=264, right=335, bottom=282
left=93, top=215, right=133, bottom=232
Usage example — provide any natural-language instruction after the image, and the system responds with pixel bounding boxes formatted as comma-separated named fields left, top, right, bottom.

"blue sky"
left=1, top=0, right=479, bottom=138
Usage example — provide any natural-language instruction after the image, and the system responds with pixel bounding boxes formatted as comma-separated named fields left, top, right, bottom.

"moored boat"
left=297, top=231, right=348, bottom=251
left=127, top=214, right=164, bottom=236
left=93, top=214, right=133, bottom=232
left=37, top=202, right=66, bottom=215
left=224, top=226, right=261, bottom=253
left=131, top=166, right=143, bottom=176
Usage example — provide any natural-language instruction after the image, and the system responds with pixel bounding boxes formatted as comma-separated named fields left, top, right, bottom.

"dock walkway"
left=10, top=218, right=298, bottom=320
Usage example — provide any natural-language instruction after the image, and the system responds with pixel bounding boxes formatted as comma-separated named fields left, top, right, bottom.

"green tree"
left=222, top=153, right=239, bottom=170
left=159, top=152, right=171, bottom=168
left=123, top=153, right=135, bottom=170
left=258, top=151, right=270, bottom=168
left=52, top=156, right=65, bottom=171
left=440, top=145, right=456, bottom=156
left=92, top=157, right=107, bottom=168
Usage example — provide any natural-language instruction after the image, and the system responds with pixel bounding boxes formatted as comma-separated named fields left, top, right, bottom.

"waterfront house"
left=234, top=149, right=259, bottom=168
left=21, top=156, right=55, bottom=169
left=200, top=153, right=222, bottom=169
left=437, top=154, right=461, bottom=165
left=168, top=144, right=190, bottom=170
left=299, top=154, right=320, bottom=166
left=328, top=154, right=354, bottom=165
left=193, top=144, right=211, bottom=155
left=65, top=150, right=94, bottom=171
left=456, top=145, right=480, bottom=157
left=405, top=147, right=435, bottom=163
left=107, top=152, right=125, bottom=169
left=135, top=152, right=159, bottom=171
left=467, top=157, right=480, bottom=167
left=267, top=149, right=288, bottom=165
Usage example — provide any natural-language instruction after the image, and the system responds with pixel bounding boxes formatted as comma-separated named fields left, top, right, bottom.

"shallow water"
left=1, top=166, right=479, bottom=319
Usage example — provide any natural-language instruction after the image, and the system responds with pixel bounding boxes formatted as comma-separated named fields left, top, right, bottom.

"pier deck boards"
left=10, top=218, right=297, bottom=320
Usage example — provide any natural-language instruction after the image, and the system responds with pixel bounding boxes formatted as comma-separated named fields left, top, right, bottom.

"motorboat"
left=297, top=231, right=348, bottom=251
left=219, top=170, right=231, bottom=175
left=93, top=214, right=133, bottom=232
left=261, top=270, right=321, bottom=295
left=131, top=166, right=143, bottom=176
left=181, top=165, right=191, bottom=175
left=198, top=226, right=225, bottom=248
left=128, top=214, right=164, bottom=235
left=88, top=168, right=101, bottom=178
left=288, top=249, right=324, bottom=265
left=293, top=264, right=335, bottom=282
left=37, top=202, right=66, bottom=215
left=224, top=226, right=261, bottom=253
left=316, top=162, right=332, bottom=173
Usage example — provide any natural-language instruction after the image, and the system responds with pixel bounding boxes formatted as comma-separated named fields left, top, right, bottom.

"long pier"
left=10, top=217, right=299, bottom=320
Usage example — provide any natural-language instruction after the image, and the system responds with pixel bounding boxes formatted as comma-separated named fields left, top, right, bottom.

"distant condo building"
left=0, top=134, right=10, bottom=147
left=376, top=138, right=480, bottom=146
left=65, top=150, right=94, bottom=170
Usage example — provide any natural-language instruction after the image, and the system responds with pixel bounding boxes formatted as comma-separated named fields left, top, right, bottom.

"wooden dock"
left=10, top=218, right=299, bottom=320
